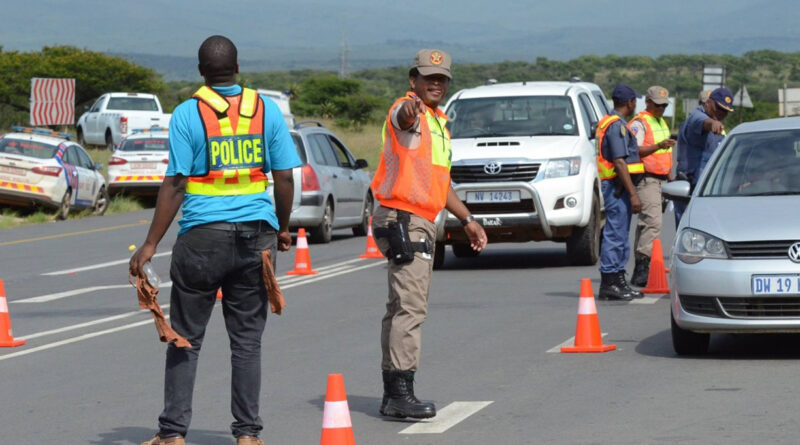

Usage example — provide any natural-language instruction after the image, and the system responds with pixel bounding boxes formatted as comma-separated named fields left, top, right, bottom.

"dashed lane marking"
left=399, top=401, right=494, bottom=434
left=547, top=333, right=609, bottom=353
left=0, top=221, right=149, bottom=247
left=630, top=295, right=666, bottom=304
left=42, top=251, right=173, bottom=276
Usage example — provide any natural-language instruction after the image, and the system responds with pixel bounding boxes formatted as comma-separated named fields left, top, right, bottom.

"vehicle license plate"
left=0, top=166, right=25, bottom=176
left=752, top=275, right=800, bottom=295
left=466, top=190, right=520, bottom=203
left=131, top=162, right=156, bottom=170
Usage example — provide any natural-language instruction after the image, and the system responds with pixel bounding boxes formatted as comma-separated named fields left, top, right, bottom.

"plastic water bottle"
left=142, top=261, right=161, bottom=288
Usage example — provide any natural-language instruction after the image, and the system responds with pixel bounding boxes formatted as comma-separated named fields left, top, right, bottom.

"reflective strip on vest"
left=595, top=114, right=644, bottom=180
left=630, top=111, right=672, bottom=175
left=186, top=87, right=269, bottom=196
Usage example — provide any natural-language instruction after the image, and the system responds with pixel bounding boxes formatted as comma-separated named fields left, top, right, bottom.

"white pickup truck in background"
left=76, top=92, right=171, bottom=150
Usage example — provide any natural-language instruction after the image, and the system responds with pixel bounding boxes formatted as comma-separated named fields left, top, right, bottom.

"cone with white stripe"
left=359, top=216, right=384, bottom=259
left=561, top=278, right=616, bottom=353
left=0, top=279, right=25, bottom=347
left=320, top=373, right=355, bottom=445
left=287, top=228, right=317, bottom=275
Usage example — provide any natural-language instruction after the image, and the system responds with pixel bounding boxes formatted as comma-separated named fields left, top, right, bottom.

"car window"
left=592, top=91, right=611, bottom=115
left=308, top=134, right=339, bottom=166
left=75, top=146, right=94, bottom=168
left=120, top=138, right=169, bottom=151
left=290, top=133, right=308, bottom=165
left=327, top=136, right=354, bottom=167
left=578, top=94, right=597, bottom=138
left=700, top=129, right=800, bottom=197
left=447, top=95, right=578, bottom=138
left=64, top=146, right=79, bottom=166
left=106, top=97, right=159, bottom=111
left=90, top=97, right=104, bottom=112
left=0, top=138, right=58, bottom=159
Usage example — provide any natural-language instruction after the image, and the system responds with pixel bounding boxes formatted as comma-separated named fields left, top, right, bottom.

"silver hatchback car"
left=289, top=121, right=373, bottom=243
left=663, top=116, right=800, bottom=355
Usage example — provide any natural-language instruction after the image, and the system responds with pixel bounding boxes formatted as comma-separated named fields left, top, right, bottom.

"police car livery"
left=107, top=127, right=170, bottom=196
left=0, top=126, right=109, bottom=219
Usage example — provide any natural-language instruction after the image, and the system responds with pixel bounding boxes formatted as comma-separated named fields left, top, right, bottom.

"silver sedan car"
left=663, top=116, right=800, bottom=355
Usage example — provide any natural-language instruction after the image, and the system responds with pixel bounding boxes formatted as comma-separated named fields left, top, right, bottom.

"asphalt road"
left=1, top=209, right=799, bottom=444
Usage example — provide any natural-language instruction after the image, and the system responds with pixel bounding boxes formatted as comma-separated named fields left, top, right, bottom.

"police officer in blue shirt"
left=674, top=87, right=732, bottom=224
left=596, top=85, right=645, bottom=300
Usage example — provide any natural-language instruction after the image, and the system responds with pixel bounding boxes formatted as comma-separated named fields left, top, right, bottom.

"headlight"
left=543, top=157, right=581, bottom=178
left=676, top=228, right=728, bottom=264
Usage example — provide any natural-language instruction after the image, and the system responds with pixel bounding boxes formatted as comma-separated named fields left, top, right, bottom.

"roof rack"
left=130, top=126, right=169, bottom=134
left=10, top=126, right=73, bottom=140
left=294, top=120, right=325, bottom=129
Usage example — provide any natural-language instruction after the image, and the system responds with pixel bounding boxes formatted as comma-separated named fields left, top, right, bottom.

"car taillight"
left=109, top=156, right=127, bottom=165
left=120, top=116, right=128, bottom=134
left=301, top=164, right=320, bottom=191
left=32, top=166, right=62, bottom=177
left=162, top=159, right=169, bottom=164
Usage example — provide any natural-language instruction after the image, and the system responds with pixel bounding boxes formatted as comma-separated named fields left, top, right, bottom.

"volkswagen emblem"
left=484, top=161, right=502, bottom=175
left=788, top=242, right=800, bottom=263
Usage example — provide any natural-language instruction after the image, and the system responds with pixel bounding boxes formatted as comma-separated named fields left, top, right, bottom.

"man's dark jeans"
left=157, top=224, right=276, bottom=439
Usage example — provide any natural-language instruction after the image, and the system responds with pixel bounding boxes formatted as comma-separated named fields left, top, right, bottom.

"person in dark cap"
left=594, top=84, right=645, bottom=300
left=674, top=87, right=732, bottom=224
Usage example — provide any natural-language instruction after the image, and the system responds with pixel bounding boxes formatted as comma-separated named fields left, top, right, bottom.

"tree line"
left=2, top=46, right=799, bottom=130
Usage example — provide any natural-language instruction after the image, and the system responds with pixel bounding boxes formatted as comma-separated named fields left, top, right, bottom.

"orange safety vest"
left=186, top=86, right=269, bottom=196
left=371, top=93, right=452, bottom=222
left=595, top=114, right=644, bottom=180
left=628, top=111, right=672, bottom=175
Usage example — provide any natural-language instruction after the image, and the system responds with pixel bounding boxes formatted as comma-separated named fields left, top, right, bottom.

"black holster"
left=374, top=211, right=431, bottom=265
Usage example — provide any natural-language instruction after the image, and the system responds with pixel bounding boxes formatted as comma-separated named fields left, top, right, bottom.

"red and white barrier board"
left=30, top=78, right=75, bottom=126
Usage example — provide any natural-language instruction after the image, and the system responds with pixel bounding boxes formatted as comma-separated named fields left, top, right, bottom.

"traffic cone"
left=0, top=279, right=25, bottom=347
left=359, top=217, right=384, bottom=259
left=216, top=288, right=222, bottom=299
left=320, top=373, right=355, bottom=445
left=287, top=228, right=318, bottom=275
left=642, top=239, right=670, bottom=294
left=561, top=278, right=616, bottom=353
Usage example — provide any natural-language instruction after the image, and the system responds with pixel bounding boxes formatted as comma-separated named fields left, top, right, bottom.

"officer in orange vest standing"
left=130, top=35, right=300, bottom=445
left=371, top=49, right=487, bottom=419
left=596, top=84, right=645, bottom=300
left=628, top=86, right=676, bottom=287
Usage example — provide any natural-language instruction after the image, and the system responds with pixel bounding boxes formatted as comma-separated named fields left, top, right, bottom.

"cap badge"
left=659, top=89, right=667, bottom=97
left=725, top=96, right=732, bottom=104
left=430, top=51, right=443, bottom=65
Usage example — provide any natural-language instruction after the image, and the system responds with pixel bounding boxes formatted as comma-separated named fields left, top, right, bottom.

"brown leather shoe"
left=237, top=436, right=264, bottom=445
left=140, top=434, right=185, bottom=445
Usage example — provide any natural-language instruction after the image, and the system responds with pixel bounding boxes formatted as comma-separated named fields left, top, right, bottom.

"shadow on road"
left=308, top=393, right=384, bottom=420
left=91, top=426, right=229, bottom=445
left=440, top=246, right=573, bottom=270
left=636, top=329, right=800, bottom=360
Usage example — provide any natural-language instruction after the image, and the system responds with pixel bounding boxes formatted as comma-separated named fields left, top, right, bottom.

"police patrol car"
left=0, top=126, right=109, bottom=219
left=107, top=127, right=170, bottom=196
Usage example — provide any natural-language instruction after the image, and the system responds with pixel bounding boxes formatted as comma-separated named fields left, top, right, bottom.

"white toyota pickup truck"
left=76, top=92, right=171, bottom=150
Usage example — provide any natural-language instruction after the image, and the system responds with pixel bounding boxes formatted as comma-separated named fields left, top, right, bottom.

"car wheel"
left=432, top=241, right=445, bottom=270
left=566, top=194, right=600, bottom=266
left=310, top=199, right=333, bottom=244
left=451, top=242, right=480, bottom=258
left=105, top=130, right=114, bottom=151
left=77, top=127, right=86, bottom=147
left=352, top=193, right=373, bottom=236
left=57, top=189, right=72, bottom=220
left=671, top=312, right=710, bottom=355
left=92, top=187, right=110, bottom=216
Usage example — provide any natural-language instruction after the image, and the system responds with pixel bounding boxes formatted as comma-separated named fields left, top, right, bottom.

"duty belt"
left=196, top=220, right=273, bottom=232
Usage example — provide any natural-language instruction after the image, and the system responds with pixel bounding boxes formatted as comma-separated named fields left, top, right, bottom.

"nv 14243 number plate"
left=466, top=190, right=520, bottom=203
left=752, top=274, right=800, bottom=295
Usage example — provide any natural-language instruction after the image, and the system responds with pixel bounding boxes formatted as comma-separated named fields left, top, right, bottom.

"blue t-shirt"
left=601, top=111, right=640, bottom=165
left=166, top=84, right=301, bottom=233
left=698, top=131, right=725, bottom=179
left=676, top=105, right=711, bottom=180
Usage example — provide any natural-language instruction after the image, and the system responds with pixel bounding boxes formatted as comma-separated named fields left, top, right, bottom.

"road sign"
left=733, top=85, right=753, bottom=108
left=778, top=87, right=800, bottom=117
left=702, top=65, right=726, bottom=92
left=30, top=78, right=75, bottom=126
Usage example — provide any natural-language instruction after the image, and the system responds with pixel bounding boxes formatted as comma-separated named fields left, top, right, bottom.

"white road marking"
left=398, top=401, right=493, bottom=434
left=12, top=281, right=173, bottom=304
left=280, top=261, right=385, bottom=289
left=630, top=295, right=665, bottom=304
left=547, top=333, right=609, bottom=353
left=42, top=251, right=173, bottom=276
left=18, top=305, right=169, bottom=341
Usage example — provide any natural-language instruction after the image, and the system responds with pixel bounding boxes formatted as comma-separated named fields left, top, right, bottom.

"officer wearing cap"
left=627, top=86, right=676, bottom=287
left=674, top=87, right=733, bottom=223
left=595, top=84, right=645, bottom=300
left=370, top=49, right=487, bottom=419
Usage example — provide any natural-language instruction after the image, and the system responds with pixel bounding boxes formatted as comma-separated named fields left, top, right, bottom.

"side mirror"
left=589, top=122, right=598, bottom=139
left=94, top=163, right=104, bottom=171
left=84, top=105, right=90, bottom=112
left=662, top=180, right=691, bottom=203
left=354, top=159, right=368, bottom=170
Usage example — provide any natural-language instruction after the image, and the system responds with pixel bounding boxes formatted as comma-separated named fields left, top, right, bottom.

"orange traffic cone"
left=320, top=373, right=355, bottom=445
left=561, top=278, right=616, bottom=353
left=287, top=228, right=317, bottom=275
left=216, top=288, right=223, bottom=299
left=0, top=279, right=25, bottom=347
left=642, top=238, right=670, bottom=294
left=359, top=217, right=384, bottom=259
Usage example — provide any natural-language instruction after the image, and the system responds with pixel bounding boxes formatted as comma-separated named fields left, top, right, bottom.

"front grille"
left=719, top=297, right=800, bottom=318
left=727, top=240, right=796, bottom=258
left=476, top=141, right=520, bottom=147
left=465, top=199, right=535, bottom=214
left=679, top=295, right=721, bottom=317
left=451, top=163, right=540, bottom=183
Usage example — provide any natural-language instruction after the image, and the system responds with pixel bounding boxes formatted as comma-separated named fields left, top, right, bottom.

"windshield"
left=446, top=96, right=578, bottom=138
left=120, top=138, right=168, bottom=151
left=106, top=97, right=159, bottom=111
left=0, top=138, right=58, bottom=159
left=700, top=129, right=800, bottom=197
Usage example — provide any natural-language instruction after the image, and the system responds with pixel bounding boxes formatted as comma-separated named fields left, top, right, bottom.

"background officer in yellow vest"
left=596, top=84, right=645, bottom=301
left=628, top=86, right=676, bottom=287
left=130, top=35, right=300, bottom=445
left=371, top=49, right=487, bottom=419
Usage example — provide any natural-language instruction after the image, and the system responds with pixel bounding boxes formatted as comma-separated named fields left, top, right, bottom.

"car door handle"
left=332, top=173, right=338, bottom=178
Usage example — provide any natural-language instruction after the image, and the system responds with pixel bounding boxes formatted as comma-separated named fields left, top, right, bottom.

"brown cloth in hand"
left=129, top=275, right=192, bottom=348
left=262, top=249, right=286, bottom=315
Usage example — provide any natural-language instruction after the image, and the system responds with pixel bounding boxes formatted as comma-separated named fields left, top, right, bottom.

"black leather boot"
left=618, top=271, right=644, bottom=299
left=380, top=370, right=391, bottom=416
left=630, top=254, right=650, bottom=287
left=382, top=370, right=436, bottom=419
left=598, top=272, right=634, bottom=301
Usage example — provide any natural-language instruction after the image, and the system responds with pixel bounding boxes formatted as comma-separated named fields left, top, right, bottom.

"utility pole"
left=339, top=32, right=349, bottom=79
